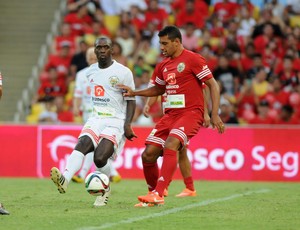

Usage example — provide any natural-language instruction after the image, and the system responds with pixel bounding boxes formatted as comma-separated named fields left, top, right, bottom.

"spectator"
left=252, top=67, right=272, bottom=100
left=275, top=55, right=300, bottom=92
left=64, top=3, right=94, bottom=37
left=111, top=41, right=128, bottom=66
left=115, top=25, right=136, bottom=58
left=83, top=20, right=110, bottom=46
left=52, top=23, right=77, bottom=55
left=213, top=0, right=239, bottom=27
left=263, top=77, right=291, bottom=115
left=235, top=80, right=258, bottom=122
left=133, top=38, right=160, bottom=68
left=237, top=5, right=256, bottom=38
left=248, top=99, right=275, bottom=124
left=69, top=40, right=89, bottom=82
left=143, top=0, right=169, bottom=31
left=38, top=96, right=58, bottom=123
left=246, top=53, right=270, bottom=81
left=36, top=67, right=67, bottom=102
left=174, top=0, right=208, bottom=29
left=213, top=54, right=241, bottom=96
left=55, top=96, right=74, bottom=122
left=45, top=44, right=73, bottom=81
left=181, top=22, right=200, bottom=52
left=275, top=104, right=299, bottom=124
left=119, top=10, right=141, bottom=42
left=219, top=98, right=239, bottom=124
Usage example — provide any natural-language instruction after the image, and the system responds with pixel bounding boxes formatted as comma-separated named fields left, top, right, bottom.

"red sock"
left=143, top=162, right=159, bottom=191
left=183, top=176, right=195, bottom=191
left=155, top=148, right=177, bottom=197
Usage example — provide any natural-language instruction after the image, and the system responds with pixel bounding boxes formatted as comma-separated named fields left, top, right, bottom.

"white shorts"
left=79, top=117, right=126, bottom=159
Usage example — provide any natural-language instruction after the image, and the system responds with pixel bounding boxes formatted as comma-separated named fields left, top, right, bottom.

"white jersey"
left=86, top=60, right=135, bottom=120
left=0, top=72, right=2, bottom=85
left=74, top=67, right=92, bottom=122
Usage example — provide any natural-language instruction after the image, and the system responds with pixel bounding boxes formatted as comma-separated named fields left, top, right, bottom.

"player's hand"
left=203, top=112, right=210, bottom=128
left=210, top=114, right=225, bottom=134
left=117, top=84, right=134, bottom=97
left=124, top=124, right=138, bottom=141
left=143, top=105, right=150, bottom=118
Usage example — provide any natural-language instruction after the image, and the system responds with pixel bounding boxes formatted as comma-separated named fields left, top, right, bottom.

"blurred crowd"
left=26, top=0, right=300, bottom=125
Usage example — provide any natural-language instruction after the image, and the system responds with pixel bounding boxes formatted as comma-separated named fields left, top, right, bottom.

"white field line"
left=78, top=189, right=270, bottom=230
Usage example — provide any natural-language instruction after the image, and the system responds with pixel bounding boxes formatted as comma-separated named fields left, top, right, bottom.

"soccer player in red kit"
left=118, top=25, right=225, bottom=207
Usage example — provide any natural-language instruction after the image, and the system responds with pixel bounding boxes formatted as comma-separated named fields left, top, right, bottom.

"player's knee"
left=141, top=150, right=159, bottom=162
left=75, top=136, right=94, bottom=154
left=94, top=154, right=107, bottom=168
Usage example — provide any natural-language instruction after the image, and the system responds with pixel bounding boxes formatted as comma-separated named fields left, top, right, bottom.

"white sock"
left=96, top=160, right=112, bottom=178
left=63, top=150, right=84, bottom=182
left=78, top=152, right=94, bottom=179
left=109, top=159, right=119, bottom=177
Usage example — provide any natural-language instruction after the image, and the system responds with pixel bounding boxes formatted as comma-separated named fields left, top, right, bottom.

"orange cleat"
left=138, top=191, right=164, bottom=205
left=175, top=188, right=197, bottom=197
left=134, top=202, right=155, bottom=207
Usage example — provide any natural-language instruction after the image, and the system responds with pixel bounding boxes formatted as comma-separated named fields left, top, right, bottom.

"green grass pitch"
left=0, top=178, right=299, bottom=230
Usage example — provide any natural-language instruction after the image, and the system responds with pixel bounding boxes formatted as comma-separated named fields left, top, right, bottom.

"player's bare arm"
left=204, top=78, right=225, bottom=134
left=117, top=84, right=165, bottom=97
left=202, top=87, right=210, bottom=128
left=124, top=100, right=137, bottom=141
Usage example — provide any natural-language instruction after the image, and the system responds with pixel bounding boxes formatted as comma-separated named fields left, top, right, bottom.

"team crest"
left=109, top=76, right=119, bottom=87
left=177, top=62, right=185, bottom=72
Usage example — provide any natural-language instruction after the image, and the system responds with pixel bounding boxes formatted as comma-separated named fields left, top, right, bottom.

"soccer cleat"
left=0, top=203, right=9, bottom=215
left=71, top=175, right=84, bottom=183
left=134, top=202, right=156, bottom=207
left=110, top=174, right=122, bottom=183
left=138, top=191, right=164, bottom=205
left=93, top=187, right=111, bottom=207
left=175, top=188, right=197, bottom=197
left=50, top=167, right=68, bottom=194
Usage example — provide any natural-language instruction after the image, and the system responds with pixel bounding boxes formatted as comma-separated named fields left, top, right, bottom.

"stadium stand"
left=0, top=0, right=61, bottom=122
left=5, top=0, right=299, bottom=125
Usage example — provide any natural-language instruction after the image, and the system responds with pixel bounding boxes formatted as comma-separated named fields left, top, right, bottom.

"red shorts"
left=145, top=109, right=203, bottom=148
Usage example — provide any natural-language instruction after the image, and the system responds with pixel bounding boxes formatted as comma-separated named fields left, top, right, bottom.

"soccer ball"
left=85, top=171, right=110, bottom=196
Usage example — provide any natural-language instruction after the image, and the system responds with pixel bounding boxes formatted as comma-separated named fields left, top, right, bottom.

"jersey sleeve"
left=152, top=63, right=166, bottom=88
left=191, top=54, right=213, bottom=82
left=73, top=72, right=83, bottom=98
left=123, top=68, right=136, bottom=101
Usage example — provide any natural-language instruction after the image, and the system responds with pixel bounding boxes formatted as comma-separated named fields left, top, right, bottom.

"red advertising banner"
left=0, top=125, right=299, bottom=181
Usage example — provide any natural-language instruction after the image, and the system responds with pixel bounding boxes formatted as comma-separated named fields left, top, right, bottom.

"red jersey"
left=152, top=49, right=212, bottom=115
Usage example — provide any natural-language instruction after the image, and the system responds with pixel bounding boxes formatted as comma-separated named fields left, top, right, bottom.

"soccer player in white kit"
left=50, top=36, right=137, bottom=207
left=71, top=48, right=122, bottom=184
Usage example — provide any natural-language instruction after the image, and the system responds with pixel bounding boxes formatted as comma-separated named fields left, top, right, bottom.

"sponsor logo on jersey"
left=90, top=79, right=94, bottom=83
left=202, top=65, right=208, bottom=70
left=95, top=85, right=104, bottom=96
left=166, top=73, right=176, bottom=85
left=163, top=67, right=168, bottom=72
left=109, top=76, right=119, bottom=87
left=177, top=62, right=185, bottom=72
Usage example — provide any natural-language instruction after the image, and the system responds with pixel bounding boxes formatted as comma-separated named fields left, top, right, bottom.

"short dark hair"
left=158, top=25, right=182, bottom=43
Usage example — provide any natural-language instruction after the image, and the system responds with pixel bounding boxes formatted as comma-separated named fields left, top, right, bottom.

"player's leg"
left=138, top=136, right=180, bottom=205
left=142, top=144, right=162, bottom=191
left=93, top=138, right=115, bottom=207
left=176, top=147, right=197, bottom=197
left=50, top=135, right=94, bottom=193
left=72, top=151, right=94, bottom=183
